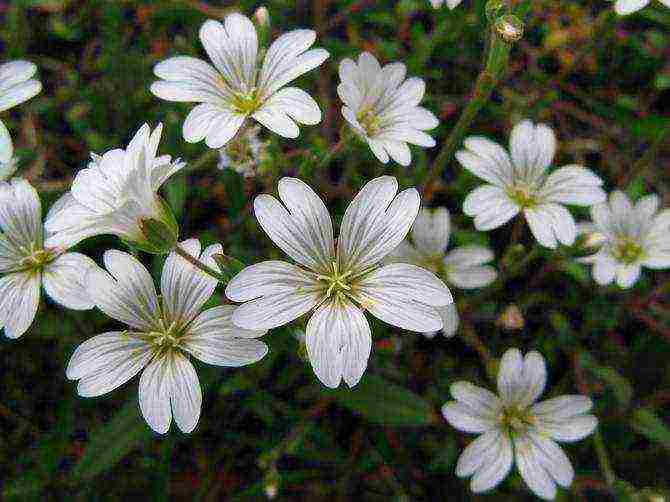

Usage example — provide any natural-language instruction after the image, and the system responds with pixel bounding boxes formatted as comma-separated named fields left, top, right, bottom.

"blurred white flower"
left=429, top=0, right=463, bottom=9
left=388, top=207, right=496, bottom=337
left=613, top=0, right=669, bottom=15
left=337, top=52, right=439, bottom=166
left=44, top=123, right=185, bottom=252
left=0, top=60, right=42, bottom=114
left=0, top=178, right=98, bottom=339
left=66, top=240, right=268, bottom=434
left=151, top=13, right=329, bottom=149
left=443, top=348, right=598, bottom=500
left=226, top=176, right=452, bottom=388
left=578, top=191, right=670, bottom=289
left=217, top=126, right=267, bottom=178
left=0, top=120, right=18, bottom=180
left=457, top=119, right=606, bottom=248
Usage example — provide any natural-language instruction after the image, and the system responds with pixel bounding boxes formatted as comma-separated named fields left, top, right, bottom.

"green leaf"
left=580, top=352, right=633, bottom=407
left=631, top=408, right=670, bottom=450
left=329, top=374, right=435, bottom=426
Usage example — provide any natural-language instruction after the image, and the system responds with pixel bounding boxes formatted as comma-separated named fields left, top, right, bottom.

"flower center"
left=613, top=236, right=643, bottom=264
left=356, top=108, right=381, bottom=137
left=506, top=183, right=538, bottom=208
left=148, top=319, right=186, bottom=351
left=18, top=245, right=57, bottom=272
left=231, top=89, right=262, bottom=115
left=316, top=261, right=353, bottom=299
left=499, top=405, right=534, bottom=433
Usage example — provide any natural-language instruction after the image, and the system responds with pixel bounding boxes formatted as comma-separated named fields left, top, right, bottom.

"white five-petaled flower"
left=66, top=240, right=268, bottom=434
left=337, top=52, right=439, bottom=167
left=578, top=191, right=670, bottom=289
left=225, top=176, right=453, bottom=388
left=0, top=60, right=42, bottom=116
left=388, top=207, right=497, bottom=338
left=442, top=348, right=598, bottom=500
left=429, top=0, right=463, bottom=9
left=151, top=13, right=329, bottom=149
left=612, top=0, right=669, bottom=15
left=44, top=123, right=184, bottom=252
left=457, top=119, right=606, bottom=249
left=0, top=178, right=98, bottom=338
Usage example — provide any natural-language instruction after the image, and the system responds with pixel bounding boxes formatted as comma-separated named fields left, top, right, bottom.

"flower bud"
left=255, top=6, right=270, bottom=28
left=495, top=14, right=524, bottom=43
left=497, top=304, right=525, bottom=330
left=135, top=198, right=180, bottom=254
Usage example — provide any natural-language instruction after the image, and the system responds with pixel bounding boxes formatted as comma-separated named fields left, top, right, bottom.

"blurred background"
left=0, top=0, right=668, bottom=500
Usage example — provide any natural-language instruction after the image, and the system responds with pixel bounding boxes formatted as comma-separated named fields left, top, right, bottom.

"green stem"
left=313, top=127, right=352, bottom=174
left=624, top=125, right=669, bottom=185
left=173, top=244, right=226, bottom=282
left=593, top=429, right=616, bottom=487
left=423, top=26, right=514, bottom=193
left=186, top=148, right=219, bottom=173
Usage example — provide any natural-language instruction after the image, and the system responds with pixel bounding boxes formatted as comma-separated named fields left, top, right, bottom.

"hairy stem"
left=173, top=244, right=225, bottom=282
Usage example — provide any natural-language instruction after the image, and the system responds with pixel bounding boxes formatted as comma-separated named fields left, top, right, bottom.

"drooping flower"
left=457, top=119, right=606, bottom=248
left=337, top=52, right=439, bottom=166
left=429, top=0, right=463, bottom=9
left=151, top=13, right=329, bottom=149
left=442, top=348, right=598, bottom=500
left=612, top=0, right=669, bottom=15
left=225, top=176, right=453, bottom=388
left=0, top=120, right=17, bottom=180
left=0, top=60, right=42, bottom=115
left=44, top=123, right=185, bottom=253
left=388, top=207, right=497, bottom=337
left=66, top=240, right=268, bottom=434
left=578, top=191, right=670, bottom=289
left=0, top=178, right=98, bottom=339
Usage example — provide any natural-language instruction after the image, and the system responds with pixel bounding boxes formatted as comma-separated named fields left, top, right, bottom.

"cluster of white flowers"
left=2, top=5, right=668, bottom=498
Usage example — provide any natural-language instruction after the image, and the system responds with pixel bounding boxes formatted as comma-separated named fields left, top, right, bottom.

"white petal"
left=510, top=119, right=556, bottom=177
left=514, top=434, right=557, bottom=500
left=519, top=350, right=547, bottom=407
left=411, top=207, right=451, bottom=256
left=540, top=165, right=606, bottom=206
left=457, top=136, right=513, bottom=187
left=383, top=140, right=412, bottom=166
left=252, top=103, right=299, bottom=138
left=88, top=250, right=160, bottom=330
left=161, top=239, right=221, bottom=325
left=584, top=253, right=617, bottom=285
left=444, top=245, right=493, bottom=268
left=635, top=194, right=659, bottom=220
left=609, top=190, right=633, bottom=218
left=615, top=263, right=641, bottom=289
left=0, top=178, right=42, bottom=251
left=447, top=265, right=497, bottom=289
left=225, top=260, right=319, bottom=301
left=151, top=56, right=226, bottom=104
left=0, top=119, right=13, bottom=166
left=70, top=149, right=128, bottom=214
left=168, top=352, right=202, bottom=434
left=531, top=395, right=593, bottom=419
left=306, top=299, right=371, bottom=388
left=442, top=402, right=496, bottom=433
left=150, top=80, right=223, bottom=104
left=470, top=431, right=513, bottom=493
left=182, top=305, right=268, bottom=367
left=367, top=138, right=390, bottom=163
left=203, top=108, right=246, bottom=149
left=0, top=61, right=37, bottom=91
left=42, top=252, right=99, bottom=310
left=67, top=331, right=153, bottom=397
left=182, top=103, right=243, bottom=147
left=463, top=185, right=519, bottom=231
left=524, top=206, right=559, bottom=249
left=526, top=432, right=575, bottom=488
left=253, top=178, right=335, bottom=272
left=534, top=414, right=598, bottom=443
left=261, top=87, right=321, bottom=125
left=438, top=302, right=459, bottom=337
left=338, top=176, right=420, bottom=273
left=451, top=381, right=503, bottom=418
left=497, top=348, right=524, bottom=404
left=0, top=80, right=42, bottom=113
left=232, top=289, right=321, bottom=331
left=139, top=355, right=173, bottom=434
left=0, top=271, right=40, bottom=338
left=615, top=0, right=649, bottom=14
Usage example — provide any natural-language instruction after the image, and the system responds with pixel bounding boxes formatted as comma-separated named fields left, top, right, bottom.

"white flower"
left=429, top=0, right=463, bottom=9
left=0, top=178, right=98, bottom=338
left=337, top=52, right=439, bottom=167
left=44, top=123, right=185, bottom=252
left=388, top=207, right=496, bottom=337
left=66, top=240, right=268, bottom=434
left=442, top=348, right=598, bottom=500
left=613, top=0, right=669, bottom=15
left=0, top=60, right=42, bottom=114
left=578, top=191, right=670, bottom=289
left=151, top=13, right=329, bottom=149
left=225, top=176, right=453, bottom=388
left=0, top=120, right=18, bottom=180
left=457, top=119, right=606, bottom=249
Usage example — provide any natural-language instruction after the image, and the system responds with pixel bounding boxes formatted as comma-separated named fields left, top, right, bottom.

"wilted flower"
left=388, top=207, right=496, bottom=337
left=151, top=13, right=329, bottom=148
left=0, top=178, right=98, bottom=338
left=226, top=176, right=452, bottom=388
left=66, top=240, right=268, bottom=434
left=217, top=126, right=267, bottom=178
left=457, top=119, right=606, bottom=248
left=44, top=123, right=184, bottom=254
left=337, top=52, right=439, bottom=166
left=0, top=60, right=42, bottom=115
left=443, top=348, right=598, bottom=500
left=578, top=191, right=670, bottom=288
left=612, top=0, right=669, bottom=15
left=0, top=120, right=17, bottom=180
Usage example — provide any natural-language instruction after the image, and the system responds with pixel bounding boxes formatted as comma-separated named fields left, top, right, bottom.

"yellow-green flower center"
left=147, top=319, right=186, bottom=352
left=356, top=108, right=381, bottom=137
left=231, top=89, right=262, bottom=115
left=316, top=261, right=354, bottom=299
left=499, top=405, right=534, bottom=433
left=613, top=236, right=643, bottom=265
left=18, top=246, right=57, bottom=272
left=506, top=184, right=538, bottom=208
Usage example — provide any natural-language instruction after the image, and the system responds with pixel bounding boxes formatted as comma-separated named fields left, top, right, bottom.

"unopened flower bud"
left=497, top=304, right=525, bottom=330
left=255, top=6, right=270, bottom=28
left=495, top=15, right=524, bottom=43
left=136, top=198, right=179, bottom=254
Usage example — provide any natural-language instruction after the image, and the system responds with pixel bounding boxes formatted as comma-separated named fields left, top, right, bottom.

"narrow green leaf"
left=631, top=408, right=670, bottom=450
